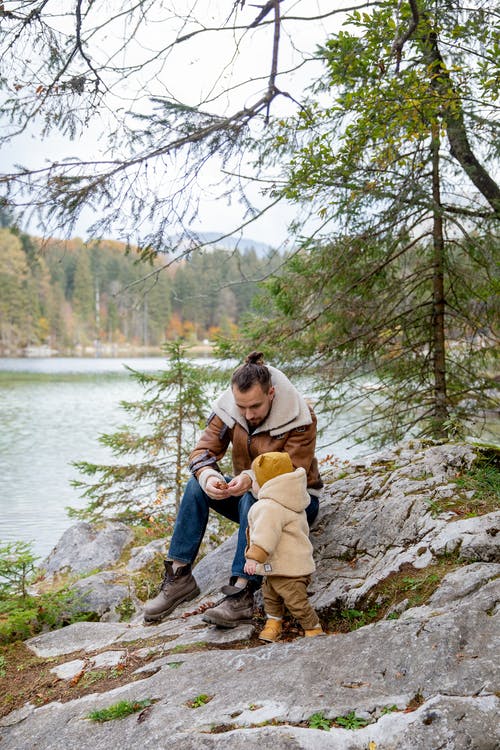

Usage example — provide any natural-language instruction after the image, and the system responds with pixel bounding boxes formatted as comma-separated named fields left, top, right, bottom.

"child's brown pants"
left=262, top=574, right=320, bottom=630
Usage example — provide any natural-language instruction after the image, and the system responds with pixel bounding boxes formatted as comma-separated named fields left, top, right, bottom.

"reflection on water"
left=0, top=358, right=178, bottom=558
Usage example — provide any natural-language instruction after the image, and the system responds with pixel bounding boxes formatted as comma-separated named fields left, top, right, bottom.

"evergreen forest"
left=0, top=213, right=278, bottom=355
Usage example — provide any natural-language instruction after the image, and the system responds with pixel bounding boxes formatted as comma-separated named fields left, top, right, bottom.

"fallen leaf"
left=181, top=601, right=216, bottom=618
left=70, top=669, right=85, bottom=686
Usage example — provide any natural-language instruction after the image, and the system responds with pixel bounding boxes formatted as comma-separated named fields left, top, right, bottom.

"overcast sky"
left=4, top=1, right=353, bottom=247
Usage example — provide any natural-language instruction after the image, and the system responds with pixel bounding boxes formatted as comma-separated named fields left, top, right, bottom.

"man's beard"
left=247, top=403, right=273, bottom=428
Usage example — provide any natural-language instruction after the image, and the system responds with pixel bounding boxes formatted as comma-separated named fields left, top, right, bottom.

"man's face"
left=232, top=383, right=275, bottom=428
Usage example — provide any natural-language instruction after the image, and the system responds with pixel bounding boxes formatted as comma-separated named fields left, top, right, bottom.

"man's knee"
left=306, top=495, right=319, bottom=526
left=179, top=475, right=210, bottom=511
left=183, top=474, right=204, bottom=498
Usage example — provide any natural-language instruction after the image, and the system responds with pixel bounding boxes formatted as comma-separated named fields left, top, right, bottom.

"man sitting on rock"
left=143, top=350, right=323, bottom=627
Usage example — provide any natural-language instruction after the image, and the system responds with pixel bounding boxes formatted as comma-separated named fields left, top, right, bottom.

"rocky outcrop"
left=42, top=521, right=134, bottom=576
left=1, top=441, right=499, bottom=749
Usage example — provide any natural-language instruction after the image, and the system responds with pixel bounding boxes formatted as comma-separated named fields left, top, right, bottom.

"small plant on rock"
left=0, top=540, right=96, bottom=645
left=186, top=693, right=213, bottom=708
left=340, top=607, right=378, bottom=630
left=334, top=710, right=370, bottom=729
left=308, top=711, right=331, bottom=730
left=454, top=451, right=500, bottom=516
left=381, top=704, right=399, bottom=714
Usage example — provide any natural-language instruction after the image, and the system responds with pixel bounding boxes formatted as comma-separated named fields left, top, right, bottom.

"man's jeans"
left=168, top=475, right=319, bottom=583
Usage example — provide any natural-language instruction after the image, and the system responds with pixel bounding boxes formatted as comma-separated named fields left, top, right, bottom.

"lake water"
left=0, top=356, right=368, bottom=561
left=3, top=356, right=496, bottom=562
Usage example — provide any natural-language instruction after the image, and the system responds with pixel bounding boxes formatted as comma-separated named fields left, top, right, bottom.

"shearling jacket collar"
left=212, top=365, right=312, bottom=436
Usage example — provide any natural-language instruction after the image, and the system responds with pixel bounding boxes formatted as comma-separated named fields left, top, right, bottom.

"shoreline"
left=1, top=343, right=215, bottom=359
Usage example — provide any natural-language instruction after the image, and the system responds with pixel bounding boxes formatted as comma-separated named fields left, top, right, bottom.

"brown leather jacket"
left=188, top=365, right=323, bottom=493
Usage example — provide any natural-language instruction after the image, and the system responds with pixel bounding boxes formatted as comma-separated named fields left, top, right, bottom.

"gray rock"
left=430, top=512, right=500, bottom=560
left=49, top=659, right=85, bottom=681
left=27, top=615, right=254, bottom=659
left=309, top=443, right=499, bottom=611
left=27, top=621, right=135, bottom=657
left=42, top=521, right=134, bottom=575
left=90, top=651, right=126, bottom=669
left=427, top=562, right=500, bottom=606
left=2, top=442, right=499, bottom=750
left=192, top=533, right=239, bottom=595
left=69, top=571, right=139, bottom=622
left=48, top=650, right=127, bottom=683
left=2, top=579, right=498, bottom=747
left=126, top=538, right=167, bottom=571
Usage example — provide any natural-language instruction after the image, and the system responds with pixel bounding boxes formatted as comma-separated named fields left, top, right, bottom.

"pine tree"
left=227, top=1, right=499, bottom=446
left=71, top=343, right=224, bottom=521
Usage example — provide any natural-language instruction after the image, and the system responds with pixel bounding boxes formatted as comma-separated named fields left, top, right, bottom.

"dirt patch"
left=0, top=641, right=152, bottom=719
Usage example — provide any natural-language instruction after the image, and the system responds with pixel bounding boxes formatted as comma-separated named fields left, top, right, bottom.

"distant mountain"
left=198, top=232, right=276, bottom=255
left=168, top=231, right=279, bottom=259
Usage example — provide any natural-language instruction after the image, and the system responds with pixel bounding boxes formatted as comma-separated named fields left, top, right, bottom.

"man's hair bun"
left=245, top=351, right=265, bottom=366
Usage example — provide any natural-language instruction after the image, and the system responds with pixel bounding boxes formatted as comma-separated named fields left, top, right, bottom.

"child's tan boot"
left=304, top=625, right=326, bottom=637
left=259, top=618, right=282, bottom=642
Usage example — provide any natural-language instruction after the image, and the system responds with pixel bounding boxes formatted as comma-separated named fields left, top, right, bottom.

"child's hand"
left=244, top=559, right=257, bottom=575
left=226, top=473, right=252, bottom=497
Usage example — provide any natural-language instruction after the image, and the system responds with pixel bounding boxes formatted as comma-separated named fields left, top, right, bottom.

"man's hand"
left=205, top=475, right=231, bottom=500
left=244, top=559, right=257, bottom=575
left=204, top=472, right=252, bottom=500
left=225, top=473, right=252, bottom=497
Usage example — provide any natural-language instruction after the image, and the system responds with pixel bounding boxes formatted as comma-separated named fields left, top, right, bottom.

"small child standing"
left=244, top=451, right=325, bottom=642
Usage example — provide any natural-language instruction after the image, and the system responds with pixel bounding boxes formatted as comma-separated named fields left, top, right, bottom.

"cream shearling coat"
left=245, top=467, right=315, bottom=577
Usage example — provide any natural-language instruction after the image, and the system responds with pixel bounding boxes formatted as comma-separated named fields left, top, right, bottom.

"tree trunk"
left=175, top=374, right=184, bottom=512
left=430, top=125, right=449, bottom=437
left=423, top=26, right=500, bottom=220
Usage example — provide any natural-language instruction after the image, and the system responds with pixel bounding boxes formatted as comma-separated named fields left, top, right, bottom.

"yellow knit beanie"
left=252, top=451, right=294, bottom=487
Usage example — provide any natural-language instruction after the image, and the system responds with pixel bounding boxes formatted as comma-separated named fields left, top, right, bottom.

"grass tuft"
left=87, top=699, right=152, bottom=722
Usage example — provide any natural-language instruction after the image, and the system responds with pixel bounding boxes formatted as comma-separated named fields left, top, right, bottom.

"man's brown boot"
left=143, top=561, right=200, bottom=623
left=202, top=584, right=255, bottom=628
